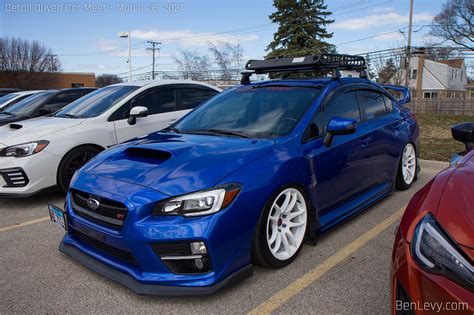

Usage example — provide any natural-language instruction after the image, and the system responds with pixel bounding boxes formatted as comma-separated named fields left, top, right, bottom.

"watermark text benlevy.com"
left=396, top=300, right=469, bottom=313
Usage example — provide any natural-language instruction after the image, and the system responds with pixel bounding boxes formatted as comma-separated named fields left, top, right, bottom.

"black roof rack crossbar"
left=244, top=53, right=366, bottom=75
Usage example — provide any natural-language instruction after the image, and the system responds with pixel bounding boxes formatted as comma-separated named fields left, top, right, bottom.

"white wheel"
left=266, top=188, right=307, bottom=261
left=401, top=143, right=416, bottom=185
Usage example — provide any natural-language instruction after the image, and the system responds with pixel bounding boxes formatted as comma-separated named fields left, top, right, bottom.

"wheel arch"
left=56, top=143, right=107, bottom=186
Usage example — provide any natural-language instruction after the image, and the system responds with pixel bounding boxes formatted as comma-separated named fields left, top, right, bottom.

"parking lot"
left=0, top=160, right=447, bottom=314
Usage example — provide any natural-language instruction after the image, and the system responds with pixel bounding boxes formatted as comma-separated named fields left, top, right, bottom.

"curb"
left=420, top=159, right=449, bottom=169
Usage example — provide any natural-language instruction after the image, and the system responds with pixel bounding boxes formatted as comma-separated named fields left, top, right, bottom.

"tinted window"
left=323, top=90, right=360, bottom=130
left=356, top=90, right=387, bottom=120
left=175, top=86, right=320, bottom=138
left=54, top=86, right=139, bottom=119
left=307, top=108, right=323, bottom=140
left=142, top=88, right=176, bottom=114
left=383, top=94, right=393, bottom=112
left=4, top=91, right=55, bottom=116
left=178, top=88, right=218, bottom=110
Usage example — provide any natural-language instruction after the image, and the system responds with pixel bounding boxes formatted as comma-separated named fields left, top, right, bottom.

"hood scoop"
left=9, top=123, right=22, bottom=130
left=125, top=147, right=172, bottom=164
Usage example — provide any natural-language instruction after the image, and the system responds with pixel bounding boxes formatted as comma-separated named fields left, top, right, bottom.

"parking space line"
left=248, top=205, right=406, bottom=315
left=0, top=216, right=50, bottom=233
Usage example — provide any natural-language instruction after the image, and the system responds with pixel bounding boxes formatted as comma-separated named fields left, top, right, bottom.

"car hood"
left=81, top=132, right=275, bottom=196
left=0, top=116, right=84, bottom=146
left=0, top=113, right=26, bottom=126
left=435, top=154, right=474, bottom=258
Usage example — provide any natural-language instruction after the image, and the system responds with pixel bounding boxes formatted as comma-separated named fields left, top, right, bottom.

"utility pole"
left=147, top=40, right=161, bottom=80
left=405, top=0, right=414, bottom=87
left=46, top=54, right=58, bottom=72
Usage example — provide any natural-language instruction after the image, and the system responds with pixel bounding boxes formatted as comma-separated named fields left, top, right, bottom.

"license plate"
left=48, top=203, right=67, bottom=231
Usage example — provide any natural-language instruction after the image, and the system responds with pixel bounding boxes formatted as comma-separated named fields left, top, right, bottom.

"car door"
left=356, top=89, right=406, bottom=185
left=303, top=85, right=374, bottom=213
left=112, top=86, right=182, bottom=143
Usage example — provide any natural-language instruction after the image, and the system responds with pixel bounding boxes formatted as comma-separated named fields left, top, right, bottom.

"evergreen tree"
left=266, top=0, right=335, bottom=59
left=377, top=58, right=398, bottom=84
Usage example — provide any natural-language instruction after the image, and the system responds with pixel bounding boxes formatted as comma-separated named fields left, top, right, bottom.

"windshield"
left=54, top=85, right=139, bottom=118
left=3, top=91, right=55, bottom=116
left=0, top=93, right=18, bottom=106
left=173, top=85, right=321, bottom=138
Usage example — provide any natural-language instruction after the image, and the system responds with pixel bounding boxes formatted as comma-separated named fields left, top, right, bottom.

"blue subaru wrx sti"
left=53, top=54, right=420, bottom=295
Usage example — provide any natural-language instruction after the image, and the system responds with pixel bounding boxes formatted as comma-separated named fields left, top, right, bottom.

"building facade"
left=0, top=71, right=95, bottom=90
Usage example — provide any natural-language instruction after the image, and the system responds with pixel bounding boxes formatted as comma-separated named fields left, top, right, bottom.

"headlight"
left=153, top=184, right=241, bottom=217
left=0, top=141, right=49, bottom=157
left=411, top=214, right=474, bottom=291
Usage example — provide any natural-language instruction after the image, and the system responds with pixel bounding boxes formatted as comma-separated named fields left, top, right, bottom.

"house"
left=401, top=49, right=468, bottom=99
left=466, top=82, right=474, bottom=99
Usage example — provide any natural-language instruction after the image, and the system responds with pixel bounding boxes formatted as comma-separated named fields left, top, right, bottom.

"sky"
left=0, top=0, right=450, bottom=79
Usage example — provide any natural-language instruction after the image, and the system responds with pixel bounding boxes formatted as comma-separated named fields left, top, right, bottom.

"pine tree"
left=265, top=0, right=335, bottom=59
left=377, top=58, right=398, bottom=84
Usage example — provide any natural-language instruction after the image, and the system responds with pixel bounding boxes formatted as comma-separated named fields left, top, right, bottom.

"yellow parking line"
left=248, top=205, right=406, bottom=315
left=0, top=216, right=50, bottom=233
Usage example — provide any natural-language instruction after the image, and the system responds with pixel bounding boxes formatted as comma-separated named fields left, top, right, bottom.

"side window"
left=383, top=94, right=393, bottom=112
left=147, top=88, right=176, bottom=114
left=322, top=90, right=360, bottom=131
left=39, top=91, right=82, bottom=114
left=356, top=90, right=387, bottom=120
left=178, top=88, right=218, bottom=110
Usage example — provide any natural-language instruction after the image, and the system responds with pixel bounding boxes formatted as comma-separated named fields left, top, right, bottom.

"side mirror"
left=127, top=106, right=148, bottom=125
left=451, top=122, right=474, bottom=151
left=324, top=117, right=357, bottom=147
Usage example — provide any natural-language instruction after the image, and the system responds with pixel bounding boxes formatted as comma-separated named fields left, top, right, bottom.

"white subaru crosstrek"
left=0, top=80, right=221, bottom=197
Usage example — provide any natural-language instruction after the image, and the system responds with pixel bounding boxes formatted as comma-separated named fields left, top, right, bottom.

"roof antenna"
left=331, top=68, right=341, bottom=80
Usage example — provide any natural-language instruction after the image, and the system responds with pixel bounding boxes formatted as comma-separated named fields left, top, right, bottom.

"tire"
left=396, top=143, right=417, bottom=191
left=252, top=186, right=308, bottom=268
left=57, top=146, right=102, bottom=193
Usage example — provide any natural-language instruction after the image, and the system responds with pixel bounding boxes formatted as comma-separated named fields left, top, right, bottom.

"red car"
left=391, top=122, right=473, bottom=315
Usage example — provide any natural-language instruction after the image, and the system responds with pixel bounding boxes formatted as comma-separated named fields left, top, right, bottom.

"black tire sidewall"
left=57, top=146, right=101, bottom=193
left=253, top=185, right=309, bottom=268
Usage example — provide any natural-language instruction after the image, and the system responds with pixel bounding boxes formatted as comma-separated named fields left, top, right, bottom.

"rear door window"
left=356, top=90, right=388, bottom=120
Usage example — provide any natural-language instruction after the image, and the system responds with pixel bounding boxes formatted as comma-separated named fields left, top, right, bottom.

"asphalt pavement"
left=0, top=160, right=448, bottom=314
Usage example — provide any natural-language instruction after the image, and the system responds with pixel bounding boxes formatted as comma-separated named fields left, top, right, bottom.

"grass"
left=416, top=113, right=472, bottom=162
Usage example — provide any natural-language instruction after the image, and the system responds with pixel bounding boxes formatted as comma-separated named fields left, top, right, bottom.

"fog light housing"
left=190, top=241, right=207, bottom=255
left=152, top=241, right=211, bottom=274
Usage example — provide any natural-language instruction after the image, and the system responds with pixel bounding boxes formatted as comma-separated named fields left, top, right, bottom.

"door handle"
left=361, top=135, right=371, bottom=147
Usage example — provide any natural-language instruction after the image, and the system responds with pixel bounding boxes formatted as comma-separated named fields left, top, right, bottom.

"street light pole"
left=119, top=31, right=132, bottom=82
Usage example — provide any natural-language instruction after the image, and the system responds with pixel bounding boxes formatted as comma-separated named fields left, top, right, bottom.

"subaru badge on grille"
left=87, top=198, right=100, bottom=210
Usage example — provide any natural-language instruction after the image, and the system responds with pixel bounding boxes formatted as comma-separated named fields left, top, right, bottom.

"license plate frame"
left=48, top=203, right=67, bottom=231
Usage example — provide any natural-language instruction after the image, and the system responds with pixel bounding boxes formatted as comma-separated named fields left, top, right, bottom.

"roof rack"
left=241, top=53, right=367, bottom=84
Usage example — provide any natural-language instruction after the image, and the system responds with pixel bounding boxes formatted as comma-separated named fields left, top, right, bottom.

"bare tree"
left=96, top=74, right=123, bottom=87
left=208, top=42, right=243, bottom=81
left=422, top=42, right=462, bottom=60
left=430, top=0, right=473, bottom=50
left=0, top=37, right=62, bottom=89
left=174, top=50, right=211, bottom=81
left=370, top=47, right=405, bottom=85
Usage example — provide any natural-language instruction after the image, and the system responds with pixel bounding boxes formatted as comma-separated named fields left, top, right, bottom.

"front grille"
left=71, top=189, right=128, bottom=229
left=0, top=168, right=29, bottom=187
left=72, top=229, right=137, bottom=265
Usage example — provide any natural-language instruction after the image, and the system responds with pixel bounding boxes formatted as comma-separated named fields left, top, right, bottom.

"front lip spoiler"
left=59, top=239, right=253, bottom=296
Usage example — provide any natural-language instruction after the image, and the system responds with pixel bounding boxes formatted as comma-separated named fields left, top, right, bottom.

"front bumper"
left=0, top=151, right=60, bottom=196
left=391, top=229, right=474, bottom=314
left=59, top=239, right=252, bottom=295
left=62, top=174, right=257, bottom=294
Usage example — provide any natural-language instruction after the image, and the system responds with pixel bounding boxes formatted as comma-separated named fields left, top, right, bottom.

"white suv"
left=0, top=80, right=221, bottom=197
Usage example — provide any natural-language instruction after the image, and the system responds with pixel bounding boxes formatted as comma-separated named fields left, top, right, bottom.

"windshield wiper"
left=162, top=126, right=181, bottom=134
left=207, top=129, right=251, bottom=138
